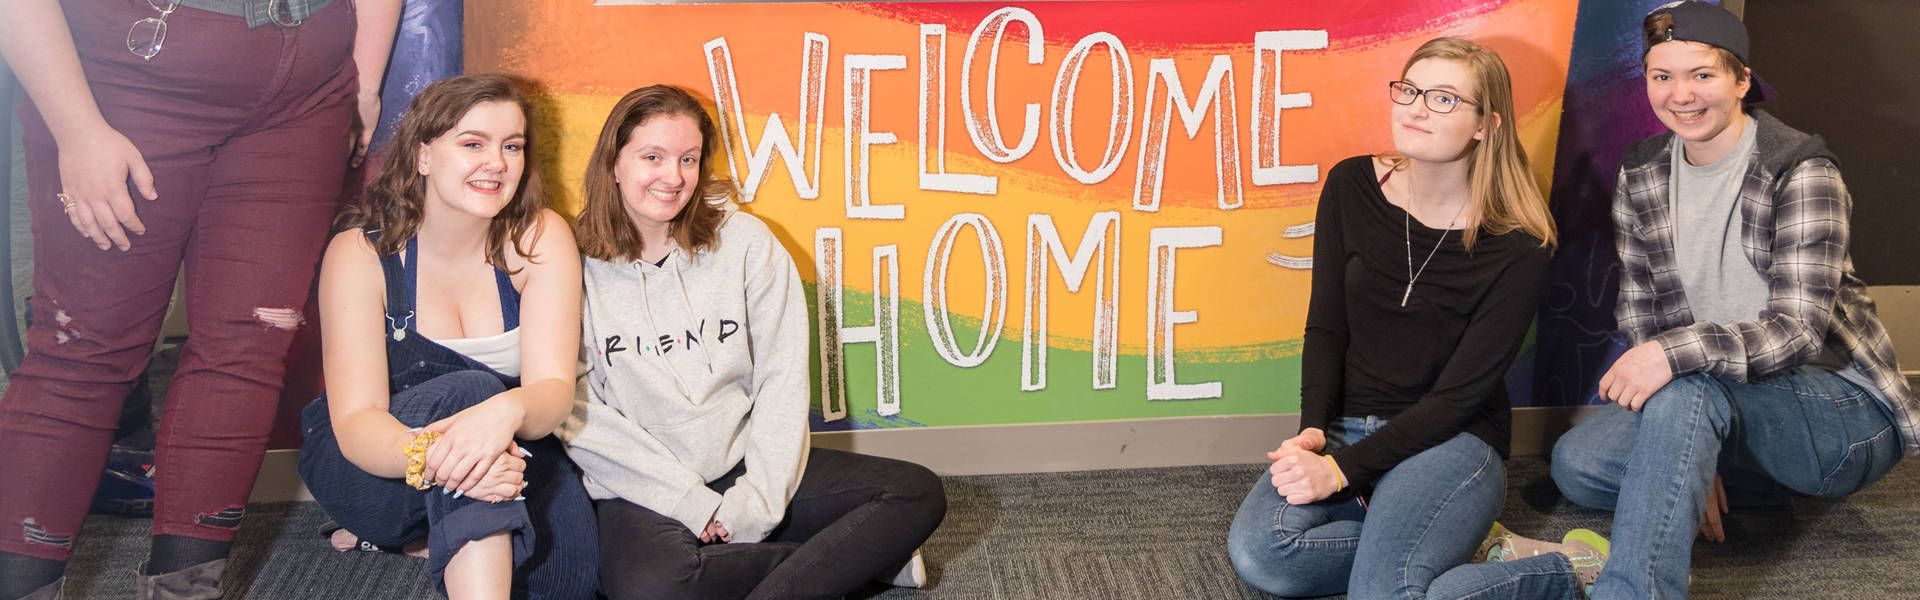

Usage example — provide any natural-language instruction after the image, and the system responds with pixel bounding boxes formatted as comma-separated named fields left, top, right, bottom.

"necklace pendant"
left=1402, top=284, right=1413, bottom=307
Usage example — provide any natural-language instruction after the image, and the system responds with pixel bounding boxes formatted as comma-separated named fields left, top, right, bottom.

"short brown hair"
left=336, top=74, right=548, bottom=269
left=574, top=85, right=732, bottom=262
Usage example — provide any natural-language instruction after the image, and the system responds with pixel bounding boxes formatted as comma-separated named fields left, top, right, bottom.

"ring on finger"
left=56, top=193, right=77, bottom=213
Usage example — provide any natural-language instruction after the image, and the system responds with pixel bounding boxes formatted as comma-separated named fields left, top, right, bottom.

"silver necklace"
left=1402, top=187, right=1467, bottom=307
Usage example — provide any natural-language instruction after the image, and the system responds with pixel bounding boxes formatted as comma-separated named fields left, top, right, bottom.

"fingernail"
left=441, top=488, right=450, bottom=495
left=452, top=490, right=464, bottom=499
left=513, top=496, right=526, bottom=502
left=406, top=427, right=423, bottom=433
left=520, top=448, right=533, bottom=458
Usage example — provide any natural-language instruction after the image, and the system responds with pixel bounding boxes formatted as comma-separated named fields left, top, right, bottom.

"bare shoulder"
left=507, top=210, right=580, bottom=269
left=524, top=209, right=579, bottom=255
left=323, top=229, right=381, bottom=275
left=320, top=229, right=385, bottom=309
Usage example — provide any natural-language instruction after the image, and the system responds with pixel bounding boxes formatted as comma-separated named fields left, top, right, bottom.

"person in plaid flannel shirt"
left=1542, top=3, right=1919, bottom=598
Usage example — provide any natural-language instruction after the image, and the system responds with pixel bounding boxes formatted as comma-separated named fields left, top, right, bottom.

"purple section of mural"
left=1519, top=0, right=1708, bottom=407
left=371, top=0, right=464, bottom=153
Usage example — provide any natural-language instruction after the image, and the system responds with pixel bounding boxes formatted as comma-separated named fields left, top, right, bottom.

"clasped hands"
left=414, top=400, right=531, bottom=503
left=700, top=515, right=732, bottom=544
left=1266, top=427, right=1344, bottom=505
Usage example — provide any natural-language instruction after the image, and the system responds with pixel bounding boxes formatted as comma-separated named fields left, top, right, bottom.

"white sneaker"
left=883, top=550, right=926, bottom=588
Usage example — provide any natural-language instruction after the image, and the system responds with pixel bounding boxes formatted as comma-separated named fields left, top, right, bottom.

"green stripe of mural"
left=806, top=283, right=1302, bottom=430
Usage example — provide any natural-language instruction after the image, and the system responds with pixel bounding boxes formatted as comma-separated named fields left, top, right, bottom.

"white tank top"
left=435, top=328, right=521, bottom=378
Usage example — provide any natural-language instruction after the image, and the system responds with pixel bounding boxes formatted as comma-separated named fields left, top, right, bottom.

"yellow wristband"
left=1323, top=454, right=1347, bottom=491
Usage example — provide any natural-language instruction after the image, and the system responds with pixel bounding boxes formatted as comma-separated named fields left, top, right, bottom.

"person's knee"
left=1226, top=536, right=1322, bottom=598
left=597, top=500, right=705, bottom=600
left=20, top=295, right=158, bottom=377
left=424, top=370, right=508, bottom=398
left=600, top=549, right=701, bottom=600
left=1551, top=431, right=1617, bottom=509
left=1224, top=522, right=1265, bottom=576
left=887, top=461, right=948, bottom=526
left=397, top=370, right=506, bottom=422
left=1638, top=373, right=1722, bottom=424
left=1226, top=499, right=1335, bottom=598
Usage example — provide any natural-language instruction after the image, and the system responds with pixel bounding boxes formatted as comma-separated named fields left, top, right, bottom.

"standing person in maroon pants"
left=0, top=0, right=401, bottom=598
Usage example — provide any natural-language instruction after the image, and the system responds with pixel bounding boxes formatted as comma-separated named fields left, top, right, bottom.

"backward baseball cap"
left=1645, top=1, right=1769, bottom=102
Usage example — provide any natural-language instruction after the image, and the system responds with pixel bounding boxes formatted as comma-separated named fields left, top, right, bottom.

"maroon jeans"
left=0, top=0, right=356, bottom=559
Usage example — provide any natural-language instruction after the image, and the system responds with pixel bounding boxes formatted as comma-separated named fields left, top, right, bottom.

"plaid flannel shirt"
left=1612, top=110, right=1920, bottom=454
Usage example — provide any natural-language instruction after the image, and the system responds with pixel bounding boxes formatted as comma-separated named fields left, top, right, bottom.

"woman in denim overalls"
left=294, top=74, right=596, bottom=599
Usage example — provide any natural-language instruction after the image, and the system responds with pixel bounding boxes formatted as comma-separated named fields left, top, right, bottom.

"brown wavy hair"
left=1381, top=37, right=1556, bottom=250
left=335, top=74, right=548, bottom=269
left=575, top=85, right=732, bottom=262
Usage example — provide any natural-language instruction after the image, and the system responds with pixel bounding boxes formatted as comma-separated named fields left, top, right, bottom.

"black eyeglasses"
left=1387, top=81, right=1479, bottom=114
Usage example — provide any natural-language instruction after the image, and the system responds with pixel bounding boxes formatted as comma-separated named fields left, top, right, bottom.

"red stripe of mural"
left=842, top=0, right=1511, bottom=50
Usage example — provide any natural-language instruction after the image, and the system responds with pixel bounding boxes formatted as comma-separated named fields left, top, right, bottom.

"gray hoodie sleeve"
left=712, top=221, right=813, bottom=543
left=560, top=320, right=724, bottom=534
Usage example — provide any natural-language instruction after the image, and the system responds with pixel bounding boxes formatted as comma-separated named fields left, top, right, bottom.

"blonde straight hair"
left=1384, top=37, right=1556, bottom=250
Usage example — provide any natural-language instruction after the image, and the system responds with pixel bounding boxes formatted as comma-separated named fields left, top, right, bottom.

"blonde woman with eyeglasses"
left=1224, top=37, right=1594, bottom=599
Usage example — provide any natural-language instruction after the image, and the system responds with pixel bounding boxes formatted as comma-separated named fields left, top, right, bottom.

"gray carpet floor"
left=48, top=457, right=1920, bottom=599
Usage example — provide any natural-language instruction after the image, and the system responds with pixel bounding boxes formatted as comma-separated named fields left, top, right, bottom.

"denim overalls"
left=297, top=233, right=597, bottom=598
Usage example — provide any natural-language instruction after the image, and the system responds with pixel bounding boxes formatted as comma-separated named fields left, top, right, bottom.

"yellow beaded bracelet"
left=403, top=431, right=443, bottom=490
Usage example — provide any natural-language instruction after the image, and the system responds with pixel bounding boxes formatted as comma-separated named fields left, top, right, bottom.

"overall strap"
left=381, top=236, right=420, bottom=342
left=494, top=267, right=520, bottom=331
left=365, top=230, right=418, bottom=341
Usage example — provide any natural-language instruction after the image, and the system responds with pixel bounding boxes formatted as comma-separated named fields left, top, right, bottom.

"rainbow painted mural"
left=462, top=0, right=1582, bottom=430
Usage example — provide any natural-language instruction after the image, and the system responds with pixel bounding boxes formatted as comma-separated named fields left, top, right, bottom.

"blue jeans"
left=1228, top=417, right=1583, bottom=599
left=1551, top=368, right=1902, bottom=599
left=299, top=371, right=599, bottom=599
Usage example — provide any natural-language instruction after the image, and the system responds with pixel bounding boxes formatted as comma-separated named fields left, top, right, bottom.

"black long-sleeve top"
left=1300, top=156, right=1551, bottom=492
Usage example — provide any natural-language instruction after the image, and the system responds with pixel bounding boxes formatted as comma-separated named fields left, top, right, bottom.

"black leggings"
left=596, top=448, right=946, bottom=600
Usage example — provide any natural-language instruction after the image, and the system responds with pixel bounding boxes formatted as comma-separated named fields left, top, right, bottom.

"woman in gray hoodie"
left=563, top=84, right=947, bottom=600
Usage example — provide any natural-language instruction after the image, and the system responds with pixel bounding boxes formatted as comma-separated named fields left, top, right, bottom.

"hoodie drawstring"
left=635, top=249, right=717, bottom=400
left=669, top=257, right=719, bottom=375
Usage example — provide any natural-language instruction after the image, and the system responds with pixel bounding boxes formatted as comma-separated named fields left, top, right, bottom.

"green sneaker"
left=1562, top=528, right=1611, bottom=598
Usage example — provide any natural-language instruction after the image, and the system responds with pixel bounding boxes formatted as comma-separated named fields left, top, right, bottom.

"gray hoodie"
left=561, top=211, right=811, bottom=542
